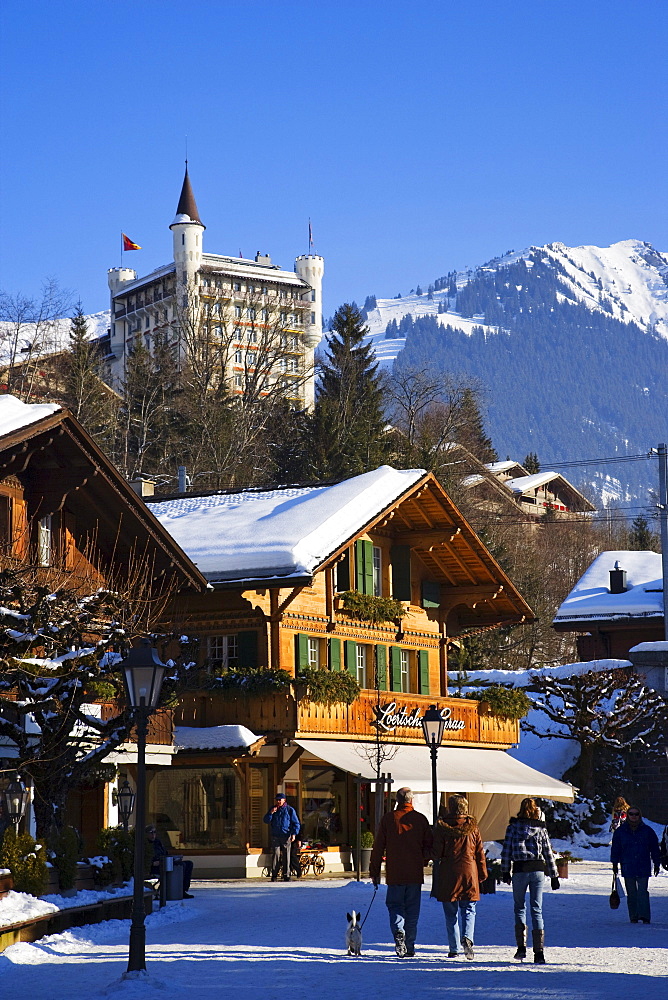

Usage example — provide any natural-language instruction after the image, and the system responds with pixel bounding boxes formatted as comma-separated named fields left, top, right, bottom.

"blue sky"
left=1, top=0, right=666, bottom=320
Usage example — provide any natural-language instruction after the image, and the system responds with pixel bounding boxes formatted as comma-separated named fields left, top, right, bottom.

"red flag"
left=122, top=233, right=141, bottom=251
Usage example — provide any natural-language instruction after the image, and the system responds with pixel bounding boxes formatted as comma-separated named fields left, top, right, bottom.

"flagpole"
left=120, top=231, right=123, bottom=268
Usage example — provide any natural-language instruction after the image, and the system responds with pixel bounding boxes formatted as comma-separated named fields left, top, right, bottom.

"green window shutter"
left=391, top=545, right=411, bottom=602
left=375, top=645, right=387, bottom=691
left=238, top=630, right=258, bottom=669
left=295, top=633, right=310, bottom=670
left=389, top=646, right=402, bottom=691
left=344, top=639, right=357, bottom=677
left=337, top=550, right=350, bottom=591
left=418, top=650, right=430, bottom=694
left=422, top=581, right=441, bottom=609
left=363, top=539, right=374, bottom=595
left=329, top=637, right=341, bottom=671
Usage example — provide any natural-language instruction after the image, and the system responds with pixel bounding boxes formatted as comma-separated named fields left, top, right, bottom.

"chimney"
left=254, top=252, right=272, bottom=265
left=130, top=477, right=155, bottom=498
left=609, top=560, right=627, bottom=594
left=178, top=466, right=189, bottom=494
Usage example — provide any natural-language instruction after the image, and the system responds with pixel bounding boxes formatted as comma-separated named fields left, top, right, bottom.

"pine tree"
left=308, top=303, right=388, bottom=479
left=60, top=303, right=118, bottom=451
left=628, top=514, right=658, bottom=551
left=524, top=452, right=540, bottom=474
left=455, top=388, right=498, bottom=463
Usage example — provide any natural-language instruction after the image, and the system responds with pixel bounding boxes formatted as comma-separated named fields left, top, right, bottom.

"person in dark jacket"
left=501, top=797, right=560, bottom=964
left=369, top=787, right=433, bottom=958
left=432, top=796, right=487, bottom=960
left=611, top=805, right=660, bottom=923
left=263, top=792, right=300, bottom=881
left=146, top=825, right=194, bottom=898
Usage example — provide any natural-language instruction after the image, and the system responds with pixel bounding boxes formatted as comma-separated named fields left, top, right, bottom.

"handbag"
left=609, top=874, right=621, bottom=909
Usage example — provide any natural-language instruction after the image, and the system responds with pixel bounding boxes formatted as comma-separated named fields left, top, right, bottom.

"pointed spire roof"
left=171, top=163, right=205, bottom=228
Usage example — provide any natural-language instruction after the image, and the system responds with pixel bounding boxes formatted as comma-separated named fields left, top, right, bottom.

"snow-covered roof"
left=173, top=724, right=261, bottom=751
left=553, top=550, right=664, bottom=624
left=485, top=461, right=526, bottom=474
left=0, top=395, right=61, bottom=439
left=506, top=471, right=562, bottom=493
left=150, top=466, right=426, bottom=584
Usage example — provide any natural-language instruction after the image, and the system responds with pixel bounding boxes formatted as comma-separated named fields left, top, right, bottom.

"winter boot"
left=394, top=930, right=407, bottom=957
left=513, top=923, right=527, bottom=960
left=532, top=929, right=545, bottom=965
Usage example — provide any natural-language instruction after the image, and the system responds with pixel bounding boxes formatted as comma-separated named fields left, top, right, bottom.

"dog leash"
left=359, top=883, right=378, bottom=929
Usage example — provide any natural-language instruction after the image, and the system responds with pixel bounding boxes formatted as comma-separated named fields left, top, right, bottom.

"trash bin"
left=162, top=856, right=183, bottom=900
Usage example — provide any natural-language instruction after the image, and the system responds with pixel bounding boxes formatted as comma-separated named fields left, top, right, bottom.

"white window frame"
left=38, top=515, right=52, bottom=567
left=372, top=546, right=382, bottom=597
left=307, top=638, right=320, bottom=668
left=208, top=634, right=238, bottom=671
left=400, top=649, right=410, bottom=693
left=356, top=645, right=368, bottom=688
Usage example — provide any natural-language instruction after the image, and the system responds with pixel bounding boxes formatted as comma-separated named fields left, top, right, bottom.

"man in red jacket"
left=369, top=787, right=433, bottom=957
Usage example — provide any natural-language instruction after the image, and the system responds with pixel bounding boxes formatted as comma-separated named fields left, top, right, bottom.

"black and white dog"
left=346, top=911, right=362, bottom=956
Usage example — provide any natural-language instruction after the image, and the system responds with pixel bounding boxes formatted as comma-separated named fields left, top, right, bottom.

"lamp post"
left=4, top=776, right=29, bottom=834
left=121, top=639, right=167, bottom=975
left=421, top=705, right=445, bottom=826
left=117, top=780, right=136, bottom=834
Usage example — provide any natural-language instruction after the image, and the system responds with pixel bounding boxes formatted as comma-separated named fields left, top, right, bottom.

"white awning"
left=294, top=740, right=573, bottom=802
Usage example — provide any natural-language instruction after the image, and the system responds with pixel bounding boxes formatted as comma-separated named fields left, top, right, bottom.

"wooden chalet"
left=147, top=466, right=573, bottom=878
left=0, top=394, right=207, bottom=851
left=553, top=549, right=664, bottom=660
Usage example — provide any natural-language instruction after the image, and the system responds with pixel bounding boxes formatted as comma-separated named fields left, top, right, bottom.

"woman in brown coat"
left=432, top=796, right=487, bottom=960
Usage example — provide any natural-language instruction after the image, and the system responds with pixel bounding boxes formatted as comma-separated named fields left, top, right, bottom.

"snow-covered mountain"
left=363, top=239, right=668, bottom=367
left=358, top=240, right=668, bottom=506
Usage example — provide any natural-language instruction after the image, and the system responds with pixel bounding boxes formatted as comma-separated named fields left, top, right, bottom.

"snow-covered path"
left=2, top=865, right=666, bottom=999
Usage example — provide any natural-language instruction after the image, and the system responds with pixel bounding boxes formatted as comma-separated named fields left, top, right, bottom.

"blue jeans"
left=442, top=900, right=476, bottom=953
left=512, top=871, right=544, bottom=931
left=624, top=876, right=650, bottom=922
left=385, top=883, right=422, bottom=949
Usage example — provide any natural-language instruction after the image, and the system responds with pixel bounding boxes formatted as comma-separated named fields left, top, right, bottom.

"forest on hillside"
left=388, top=253, right=668, bottom=502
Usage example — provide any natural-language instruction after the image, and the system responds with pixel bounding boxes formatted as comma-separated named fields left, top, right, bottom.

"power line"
left=539, top=453, right=655, bottom=470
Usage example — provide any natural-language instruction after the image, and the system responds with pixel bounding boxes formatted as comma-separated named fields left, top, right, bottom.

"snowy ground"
left=1, top=864, right=666, bottom=999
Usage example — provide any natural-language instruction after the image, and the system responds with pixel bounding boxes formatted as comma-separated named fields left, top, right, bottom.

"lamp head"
left=421, top=704, right=445, bottom=748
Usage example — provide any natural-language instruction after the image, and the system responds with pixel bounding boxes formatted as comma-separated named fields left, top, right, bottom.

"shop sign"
left=371, top=701, right=465, bottom=734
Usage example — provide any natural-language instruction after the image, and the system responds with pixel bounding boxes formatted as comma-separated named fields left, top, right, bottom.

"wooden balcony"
left=99, top=702, right=174, bottom=746
left=176, top=690, right=518, bottom=748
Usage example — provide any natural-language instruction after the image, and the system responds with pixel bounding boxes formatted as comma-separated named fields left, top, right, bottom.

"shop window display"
left=301, top=765, right=346, bottom=846
left=147, top=766, right=243, bottom=850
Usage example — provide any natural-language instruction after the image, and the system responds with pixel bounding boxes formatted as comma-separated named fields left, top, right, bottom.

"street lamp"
left=121, top=639, right=167, bottom=975
left=4, top=776, right=29, bottom=833
left=421, top=705, right=445, bottom=826
left=117, top=780, right=136, bottom=834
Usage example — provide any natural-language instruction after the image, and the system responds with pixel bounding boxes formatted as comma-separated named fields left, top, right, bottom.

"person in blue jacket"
left=611, top=805, right=661, bottom=923
left=263, top=792, right=300, bottom=881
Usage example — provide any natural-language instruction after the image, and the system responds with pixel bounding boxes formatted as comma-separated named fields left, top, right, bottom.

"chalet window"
left=400, top=649, right=410, bottom=693
left=307, top=638, right=320, bottom=668
left=208, top=634, right=239, bottom=672
left=234, top=375, right=243, bottom=388
left=234, top=349, right=242, bottom=364
left=234, top=305, right=242, bottom=318
left=233, top=282, right=241, bottom=291
left=334, top=551, right=350, bottom=592
left=38, top=515, right=52, bottom=567
left=421, top=581, right=440, bottom=609
left=356, top=645, right=368, bottom=688
left=372, top=546, right=382, bottom=597
left=248, top=329, right=258, bottom=344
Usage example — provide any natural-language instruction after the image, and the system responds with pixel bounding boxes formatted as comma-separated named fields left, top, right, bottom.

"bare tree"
left=0, top=279, right=71, bottom=400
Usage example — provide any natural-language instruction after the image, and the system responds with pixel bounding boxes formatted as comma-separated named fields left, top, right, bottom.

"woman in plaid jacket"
left=501, top=797, right=560, bottom=965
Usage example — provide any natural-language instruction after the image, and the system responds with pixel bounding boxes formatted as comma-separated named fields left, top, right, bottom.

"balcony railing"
left=175, top=690, right=518, bottom=747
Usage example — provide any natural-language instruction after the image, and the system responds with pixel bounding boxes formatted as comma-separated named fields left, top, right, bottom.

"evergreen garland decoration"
left=208, top=666, right=293, bottom=697
left=296, top=666, right=360, bottom=706
left=340, top=590, right=406, bottom=624
left=471, top=684, right=531, bottom=720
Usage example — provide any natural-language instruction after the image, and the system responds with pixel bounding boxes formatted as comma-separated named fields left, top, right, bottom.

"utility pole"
left=653, top=443, right=668, bottom=641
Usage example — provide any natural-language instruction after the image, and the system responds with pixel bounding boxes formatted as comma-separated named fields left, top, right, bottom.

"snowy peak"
left=360, top=239, right=668, bottom=367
